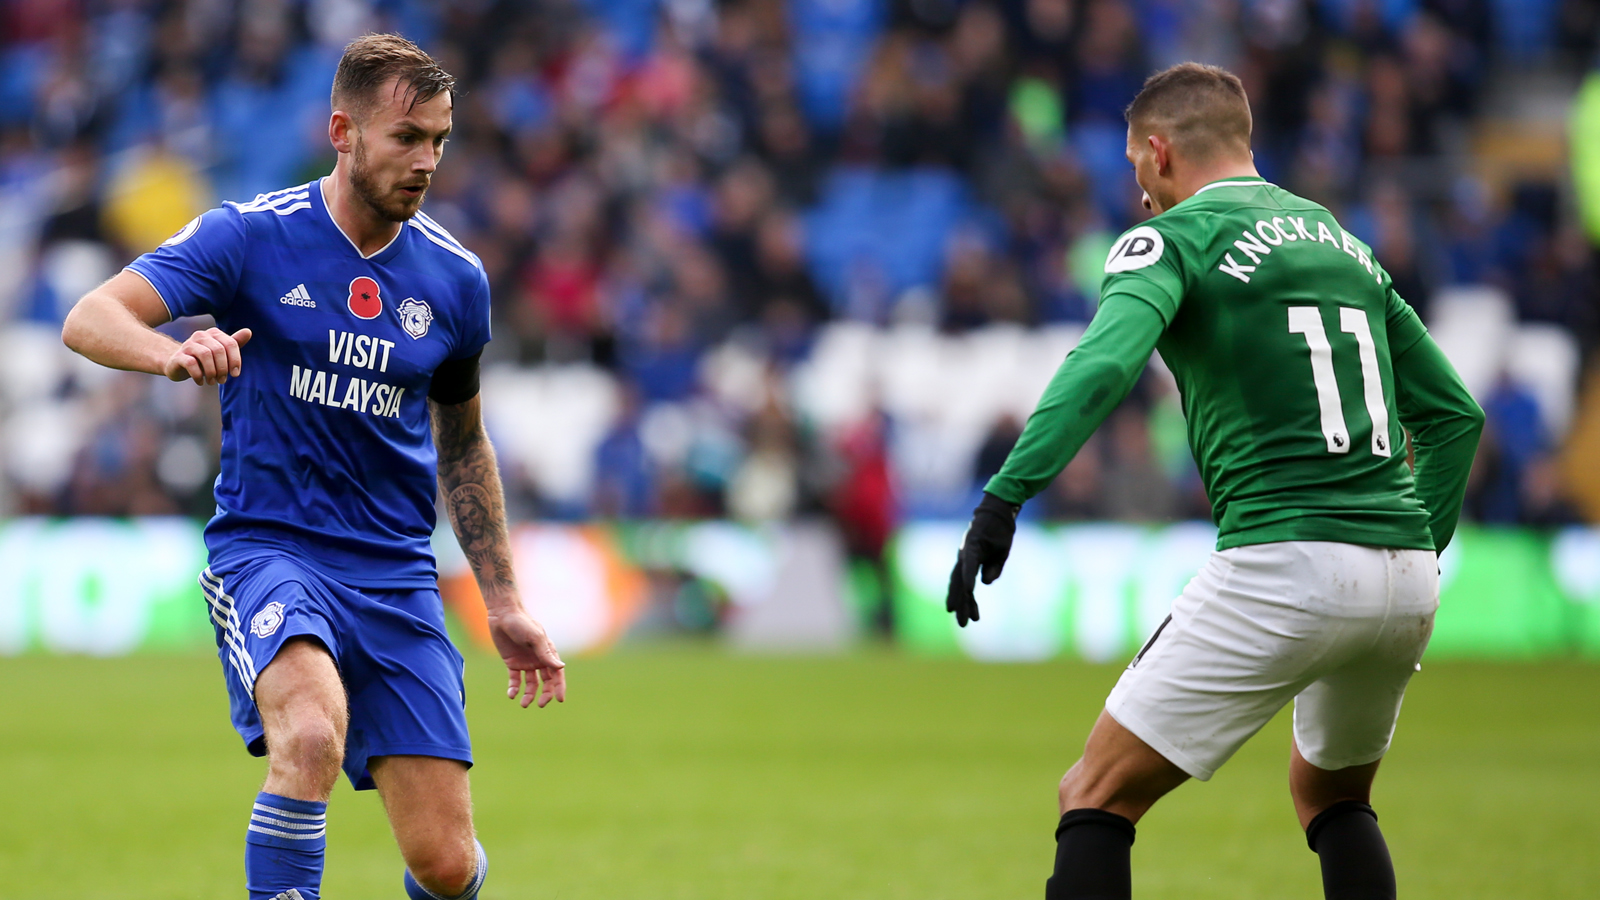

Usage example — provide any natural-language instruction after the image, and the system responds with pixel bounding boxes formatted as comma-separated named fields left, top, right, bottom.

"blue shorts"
left=199, top=553, right=471, bottom=791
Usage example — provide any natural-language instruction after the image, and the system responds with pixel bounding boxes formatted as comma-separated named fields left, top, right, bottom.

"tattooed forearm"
left=431, top=396, right=517, bottom=603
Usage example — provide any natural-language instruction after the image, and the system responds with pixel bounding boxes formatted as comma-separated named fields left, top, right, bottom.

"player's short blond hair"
left=331, top=33, right=455, bottom=124
left=1124, top=62, right=1252, bottom=161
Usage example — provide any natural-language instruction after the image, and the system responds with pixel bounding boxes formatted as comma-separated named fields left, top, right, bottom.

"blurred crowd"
left=0, top=0, right=1597, bottom=542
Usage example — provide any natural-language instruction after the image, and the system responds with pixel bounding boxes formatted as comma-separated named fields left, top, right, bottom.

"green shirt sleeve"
left=1386, top=288, right=1485, bottom=552
left=1096, top=222, right=1187, bottom=325
left=984, top=294, right=1169, bottom=505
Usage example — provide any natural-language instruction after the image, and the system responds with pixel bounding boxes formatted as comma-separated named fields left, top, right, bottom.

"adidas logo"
left=279, top=284, right=316, bottom=308
left=269, top=891, right=305, bottom=900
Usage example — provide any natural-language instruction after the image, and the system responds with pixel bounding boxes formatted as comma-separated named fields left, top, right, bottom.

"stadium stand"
left=0, top=0, right=1594, bottom=531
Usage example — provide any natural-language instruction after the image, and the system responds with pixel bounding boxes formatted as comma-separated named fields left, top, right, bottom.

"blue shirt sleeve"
left=453, top=266, right=492, bottom=359
left=125, top=205, right=248, bottom=320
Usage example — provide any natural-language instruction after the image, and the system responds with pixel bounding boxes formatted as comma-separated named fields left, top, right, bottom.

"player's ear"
left=329, top=110, right=356, bottom=154
left=1148, top=134, right=1171, bottom=177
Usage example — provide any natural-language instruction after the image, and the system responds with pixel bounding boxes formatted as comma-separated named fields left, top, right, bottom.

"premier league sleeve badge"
left=397, top=298, right=434, bottom=339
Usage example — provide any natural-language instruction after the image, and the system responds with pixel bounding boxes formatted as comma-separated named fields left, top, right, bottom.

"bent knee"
left=1058, top=763, right=1109, bottom=811
left=1057, top=756, right=1186, bottom=821
left=407, top=841, right=478, bottom=897
left=267, top=717, right=344, bottom=777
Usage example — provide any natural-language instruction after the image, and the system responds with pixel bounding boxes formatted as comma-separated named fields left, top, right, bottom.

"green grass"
left=1, top=648, right=1597, bottom=898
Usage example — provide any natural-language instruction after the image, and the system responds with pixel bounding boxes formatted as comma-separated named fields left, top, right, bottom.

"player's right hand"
left=166, top=327, right=252, bottom=385
left=945, top=491, right=1020, bottom=627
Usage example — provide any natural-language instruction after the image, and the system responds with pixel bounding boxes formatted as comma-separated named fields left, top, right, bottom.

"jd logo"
left=1104, top=226, right=1166, bottom=273
left=1122, top=236, right=1156, bottom=257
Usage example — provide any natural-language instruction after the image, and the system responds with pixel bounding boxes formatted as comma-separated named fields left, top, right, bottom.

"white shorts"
left=1105, top=541, right=1438, bottom=781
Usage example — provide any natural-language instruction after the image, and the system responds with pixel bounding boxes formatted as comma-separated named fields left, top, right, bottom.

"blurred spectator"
left=973, top=414, right=1023, bottom=487
left=1470, top=374, right=1550, bottom=523
left=1100, top=404, right=1177, bottom=523
left=828, top=409, right=896, bottom=635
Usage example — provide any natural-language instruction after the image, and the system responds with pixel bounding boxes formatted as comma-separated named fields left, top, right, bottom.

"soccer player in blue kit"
left=61, top=35, right=564, bottom=900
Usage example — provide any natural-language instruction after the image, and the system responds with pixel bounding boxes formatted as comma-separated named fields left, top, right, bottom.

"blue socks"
left=404, top=839, right=488, bottom=900
left=245, top=792, right=328, bottom=900
left=242, top=790, right=483, bottom=900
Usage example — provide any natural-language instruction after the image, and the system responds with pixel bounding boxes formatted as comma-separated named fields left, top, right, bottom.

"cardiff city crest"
left=250, top=601, right=286, bottom=638
left=397, top=297, right=434, bottom=339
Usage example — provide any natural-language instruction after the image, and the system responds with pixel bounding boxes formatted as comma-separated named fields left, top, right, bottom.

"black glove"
left=946, top=492, right=1020, bottom=627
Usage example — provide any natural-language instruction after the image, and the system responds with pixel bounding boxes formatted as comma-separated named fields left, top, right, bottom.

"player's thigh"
left=1105, top=545, right=1341, bottom=782
left=370, top=755, right=475, bottom=862
left=255, top=637, right=348, bottom=746
left=338, top=587, right=472, bottom=790
left=1292, top=549, right=1437, bottom=771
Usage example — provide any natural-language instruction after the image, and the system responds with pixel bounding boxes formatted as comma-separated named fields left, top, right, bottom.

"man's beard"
left=351, top=135, right=426, bottom=223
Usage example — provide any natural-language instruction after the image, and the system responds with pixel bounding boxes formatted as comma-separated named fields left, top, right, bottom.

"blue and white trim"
left=200, top=568, right=258, bottom=694
left=231, top=183, right=315, bottom=217
left=249, top=801, right=328, bottom=842
left=245, top=793, right=328, bottom=854
left=407, top=211, right=481, bottom=268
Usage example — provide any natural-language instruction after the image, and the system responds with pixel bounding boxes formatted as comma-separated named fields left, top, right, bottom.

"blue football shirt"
left=127, top=178, right=492, bottom=588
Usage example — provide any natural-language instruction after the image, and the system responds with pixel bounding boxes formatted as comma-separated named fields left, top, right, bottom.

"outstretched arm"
left=947, top=295, right=1168, bottom=626
left=431, top=395, right=566, bottom=708
left=984, top=296, right=1168, bottom=505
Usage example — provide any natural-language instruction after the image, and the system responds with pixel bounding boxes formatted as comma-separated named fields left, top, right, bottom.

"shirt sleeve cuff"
left=123, top=266, right=174, bottom=322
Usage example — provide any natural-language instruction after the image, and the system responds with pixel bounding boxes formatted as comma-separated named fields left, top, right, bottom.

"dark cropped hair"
left=1125, top=62, right=1252, bottom=160
left=331, top=33, right=455, bottom=123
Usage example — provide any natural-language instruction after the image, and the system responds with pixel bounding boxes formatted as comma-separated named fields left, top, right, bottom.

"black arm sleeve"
left=428, top=350, right=482, bottom=405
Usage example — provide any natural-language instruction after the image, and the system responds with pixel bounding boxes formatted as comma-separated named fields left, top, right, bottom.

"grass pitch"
left=0, top=647, right=1596, bottom=899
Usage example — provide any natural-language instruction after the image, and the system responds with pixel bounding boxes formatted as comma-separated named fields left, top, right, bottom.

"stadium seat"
left=1507, top=323, right=1580, bottom=440
left=479, top=364, right=620, bottom=508
left=1426, top=284, right=1516, bottom=400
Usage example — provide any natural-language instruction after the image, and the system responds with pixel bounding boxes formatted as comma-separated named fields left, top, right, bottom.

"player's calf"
left=1046, top=712, right=1190, bottom=899
left=248, top=638, right=348, bottom=899
left=1291, top=746, right=1394, bottom=898
left=1306, top=801, right=1395, bottom=900
left=404, top=839, right=487, bottom=900
left=246, top=695, right=344, bottom=899
left=1046, top=808, right=1136, bottom=900
left=246, top=792, right=328, bottom=900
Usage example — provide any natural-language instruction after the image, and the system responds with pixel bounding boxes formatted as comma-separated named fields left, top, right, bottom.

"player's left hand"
left=487, top=607, right=567, bottom=709
left=946, top=492, right=1020, bottom=627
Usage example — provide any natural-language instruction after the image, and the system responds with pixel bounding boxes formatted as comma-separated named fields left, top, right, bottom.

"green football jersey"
left=1100, top=176, right=1433, bottom=549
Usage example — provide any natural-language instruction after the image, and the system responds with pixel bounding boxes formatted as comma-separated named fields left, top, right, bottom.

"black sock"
left=1306, top=801, right=1395, bottom=900
left=1045, top=808, right=1136, bottom=900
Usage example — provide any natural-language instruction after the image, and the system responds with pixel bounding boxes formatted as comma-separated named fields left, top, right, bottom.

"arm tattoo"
left=431, top=396, right=516, bottom=600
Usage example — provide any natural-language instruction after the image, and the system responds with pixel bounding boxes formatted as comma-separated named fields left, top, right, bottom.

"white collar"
left=1193, top=179, right=1271, bottom=196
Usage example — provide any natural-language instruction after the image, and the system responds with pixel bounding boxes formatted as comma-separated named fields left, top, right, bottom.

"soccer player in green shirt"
left=946, top=63, right=1484, bottom=900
